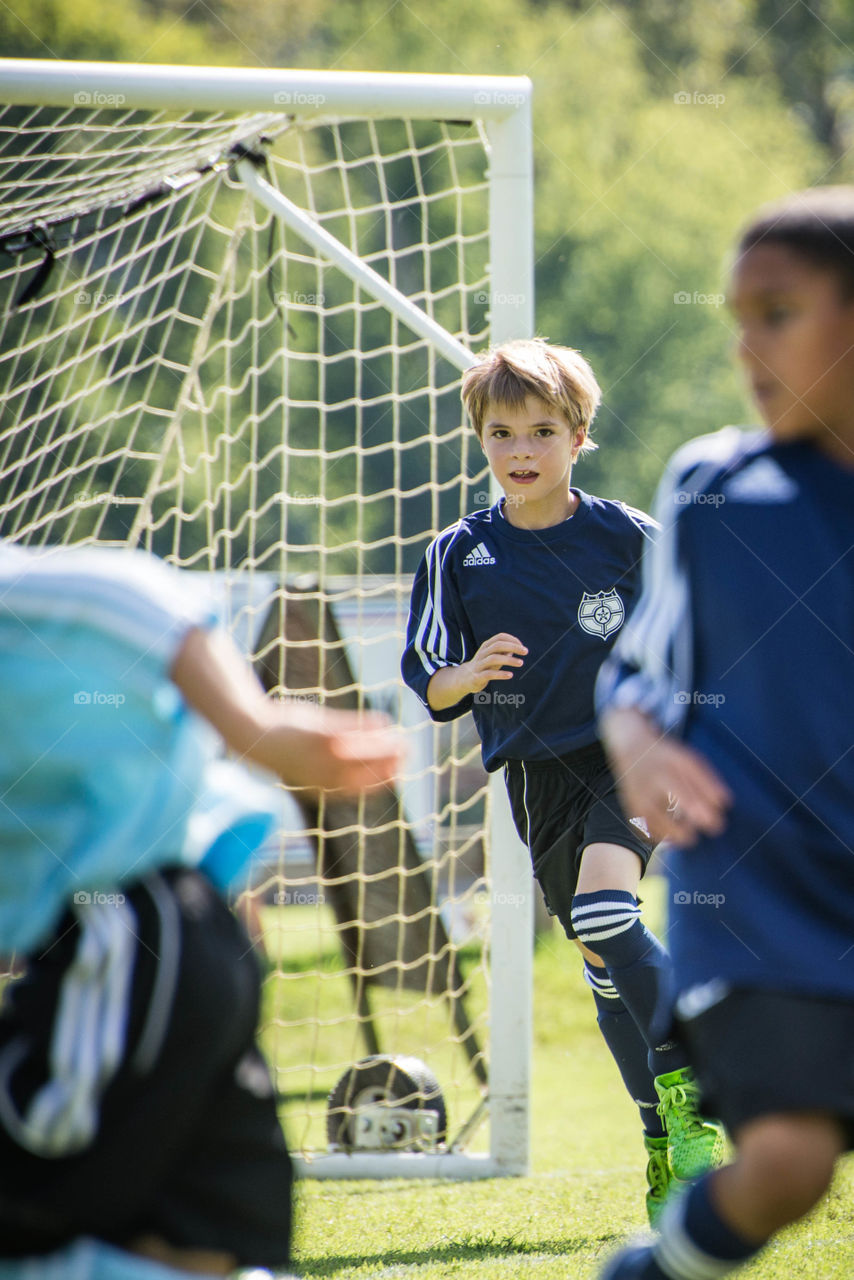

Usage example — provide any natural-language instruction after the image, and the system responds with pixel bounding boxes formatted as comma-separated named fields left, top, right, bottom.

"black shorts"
left=0, top=869, right=292, bottom=1267
left=503, top=741, right=653, bottom=939
left=676, top=986, right=854, bottom=1147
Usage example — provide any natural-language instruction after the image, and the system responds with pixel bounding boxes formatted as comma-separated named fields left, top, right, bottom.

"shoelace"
left=656, top=1083, right=704, bottom=1133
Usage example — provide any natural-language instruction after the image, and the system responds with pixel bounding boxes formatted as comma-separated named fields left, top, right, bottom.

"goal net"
left=0, top=60, right=533, bottom=1177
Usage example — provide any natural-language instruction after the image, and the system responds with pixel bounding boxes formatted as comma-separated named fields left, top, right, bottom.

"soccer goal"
left=0, top=59, right=534, bottom=1178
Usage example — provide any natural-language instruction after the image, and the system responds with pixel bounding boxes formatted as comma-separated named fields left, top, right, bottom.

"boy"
left=401, top=339, right=723, bottom=1224
left=596, top=185, right=854, bottom=1278
left=0, top=541, right=403, bottom=1280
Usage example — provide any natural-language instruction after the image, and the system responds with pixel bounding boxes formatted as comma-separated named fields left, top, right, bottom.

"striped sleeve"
left=0, top=544, right=219, bottom=672
left=401, top=525, right=474, bottom=722
left=595, top=428, right=746, bottom=733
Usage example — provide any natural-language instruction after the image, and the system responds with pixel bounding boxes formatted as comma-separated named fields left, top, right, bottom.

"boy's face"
left=480, top=394, right=584, bottom=523
left=730, top=242, right=854, bottom=460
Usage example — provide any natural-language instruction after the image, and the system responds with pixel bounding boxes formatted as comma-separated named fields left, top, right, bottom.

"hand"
left=257, top=704, right=406, bottom=795
left=599, top=707, right=731, bottom=845
left=426, top=633, right=527, bottom=710
left=465, top=633, right=528, bottom=692
left=171, top=626, right=405, bottom=795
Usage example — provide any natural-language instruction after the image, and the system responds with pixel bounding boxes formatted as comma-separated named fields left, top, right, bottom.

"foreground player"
left=401, top=339, right=723, bottom=1224
left=0, top=542, right=403, bottom=1280
left=597, top=186, right=854, bottom=1278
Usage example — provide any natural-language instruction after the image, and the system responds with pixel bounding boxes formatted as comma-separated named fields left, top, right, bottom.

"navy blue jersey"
left=597, top=428, right=854, bottom=1002
left=402, top=491, right=655, bottom=771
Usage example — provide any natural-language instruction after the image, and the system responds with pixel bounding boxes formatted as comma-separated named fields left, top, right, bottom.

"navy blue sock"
left=600, top=1244, right=668, bottom=1279
left=584, top=961, right=664, bottom=1138
left=601, top=1179, right=759, bottom=1277
left=572, top=890, right=685, bottom=1077
left=653, top=1176, right=760, bottom=1274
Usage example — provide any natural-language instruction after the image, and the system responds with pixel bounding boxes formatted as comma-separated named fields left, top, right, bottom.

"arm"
left=402, top=530, right=527, bottom=716
left=598, top=705, right=730, bottom=845
left=596, top=440, right=734, bottom=843
left=426, top=632, right=528, bottom=710
left=170, top=626, right=404, bottom=794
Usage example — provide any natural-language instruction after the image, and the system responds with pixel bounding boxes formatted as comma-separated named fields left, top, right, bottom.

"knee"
left=570, top=890, right=640, bottom=956
left=737, top=1116, right=840, bottom=1223
left=575, top=938, right=605, bottom=967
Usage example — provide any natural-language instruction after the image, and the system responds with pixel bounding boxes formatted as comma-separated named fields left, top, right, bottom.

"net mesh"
left=0, top=96, right=498, bottom=1159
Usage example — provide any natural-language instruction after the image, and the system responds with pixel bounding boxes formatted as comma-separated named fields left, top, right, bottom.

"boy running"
left=597, top=186, right=854, bottom=1277
left=401, top=339, right=722, bottom=1224
left=0, top=541, right=403, bottom=1280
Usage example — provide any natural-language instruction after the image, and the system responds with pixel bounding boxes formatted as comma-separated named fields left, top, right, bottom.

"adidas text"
left=463, top=541, right=495, bottom=566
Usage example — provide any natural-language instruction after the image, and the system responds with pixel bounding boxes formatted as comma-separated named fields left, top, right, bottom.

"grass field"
left=272, top=878, right=854, bottom=1279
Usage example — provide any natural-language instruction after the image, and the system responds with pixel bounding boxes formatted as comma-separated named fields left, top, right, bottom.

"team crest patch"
left=577, top=589, right=625, bottom=640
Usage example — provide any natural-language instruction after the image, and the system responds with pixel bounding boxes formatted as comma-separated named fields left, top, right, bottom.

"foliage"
left=1, top=0, right=846, bottom=515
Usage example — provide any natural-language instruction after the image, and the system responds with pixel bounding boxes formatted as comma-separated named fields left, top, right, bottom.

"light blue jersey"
left=0, top=542, right=276, bottom=954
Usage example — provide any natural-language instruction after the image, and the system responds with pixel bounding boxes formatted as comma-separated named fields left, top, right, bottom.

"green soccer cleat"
left=654, top=1066, right=726, bottom=1181
left=643, top=1133, right=673, bottom=1227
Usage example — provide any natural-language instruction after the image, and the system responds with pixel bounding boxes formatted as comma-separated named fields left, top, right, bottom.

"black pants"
left=677, top=986, right=854, bottom=1146
left=504, top=742, right=653, bottom=938
left=0, top=869, right=292, bottom=1268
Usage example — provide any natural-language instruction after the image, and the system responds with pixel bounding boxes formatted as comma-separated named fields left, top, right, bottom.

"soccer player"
left=401, top=339, right=723, bottom=1225
left=0, top=541, right=403, bottom=1280
left=596, top=185, right=854, bottom=1278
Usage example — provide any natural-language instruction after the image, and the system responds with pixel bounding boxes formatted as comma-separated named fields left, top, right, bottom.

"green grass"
left=269, top=880, right=854, bottom=1279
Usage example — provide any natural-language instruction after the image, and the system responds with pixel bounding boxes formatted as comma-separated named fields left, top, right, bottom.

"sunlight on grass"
left=270, top=877, right=854, bottom=1279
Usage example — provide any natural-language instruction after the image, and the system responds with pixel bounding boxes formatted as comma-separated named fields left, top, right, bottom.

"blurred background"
left=4, top=0, right=851, bottom=511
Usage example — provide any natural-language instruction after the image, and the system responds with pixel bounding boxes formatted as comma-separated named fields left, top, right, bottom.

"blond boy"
left=402, top=339, right=722, bottom=1223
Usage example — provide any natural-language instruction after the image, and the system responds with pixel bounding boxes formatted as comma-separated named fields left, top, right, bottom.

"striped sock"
left=572, top=890, right=683, bottom=1076
left=653, top=1177, right=759, bottom=1277
left=600, top=1179, right=758, bottom=1276
left=584, top=960, right=664, bottom=1138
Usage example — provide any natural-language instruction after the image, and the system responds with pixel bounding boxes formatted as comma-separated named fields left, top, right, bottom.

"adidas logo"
left=462, top=541, right=496, bottom=567
left=722, top=458, right=799, bottom=503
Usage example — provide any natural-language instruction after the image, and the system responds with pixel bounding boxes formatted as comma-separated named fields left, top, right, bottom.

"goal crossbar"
left=0, top=59, right=531, bottom=122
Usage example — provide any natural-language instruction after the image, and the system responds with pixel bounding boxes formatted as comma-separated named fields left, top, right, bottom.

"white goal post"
left=0, top=58, right=534, bottom=1178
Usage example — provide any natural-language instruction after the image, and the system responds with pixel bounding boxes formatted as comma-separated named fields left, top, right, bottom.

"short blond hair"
left=461, top=338, right=601, bottom=452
